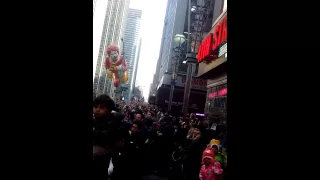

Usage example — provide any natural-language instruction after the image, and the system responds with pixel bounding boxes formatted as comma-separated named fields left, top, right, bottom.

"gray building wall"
left=157, top=0, right=188, bottom=86
left=122, top=9, right=142, bottom=103
left=126, top=38, right=142, bottom=103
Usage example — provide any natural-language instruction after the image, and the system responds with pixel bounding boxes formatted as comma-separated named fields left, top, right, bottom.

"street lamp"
left=168, top=34, right=186, bottom=114
left=181, top=0, right=198, bottom=118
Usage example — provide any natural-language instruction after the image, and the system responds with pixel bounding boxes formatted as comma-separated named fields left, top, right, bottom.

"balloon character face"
left=105, top=45, right=128, bottom=87
left=110, top=50, right=118, bottom=63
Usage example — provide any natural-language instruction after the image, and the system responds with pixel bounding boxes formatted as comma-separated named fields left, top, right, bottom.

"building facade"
left=122, top=9, right=142, bottom=103
left=93, top=0, right=130, bottom=99
left=156, top=0, right=189, bottom=84
left=151, top=0, right=189, bottom=111
left=197, top=0, right=227, bottom=116
left=128, top=38, right=142, bottom=103
left=151, top=0, right=217, bottom=114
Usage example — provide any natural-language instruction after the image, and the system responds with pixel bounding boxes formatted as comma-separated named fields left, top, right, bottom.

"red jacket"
left=199, top=161, right=223, bottom=180
left=199, top=147, right=223, bottom=180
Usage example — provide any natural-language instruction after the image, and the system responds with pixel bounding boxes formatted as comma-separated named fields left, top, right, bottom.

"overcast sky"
left=129, top=0, right=167, bottom=100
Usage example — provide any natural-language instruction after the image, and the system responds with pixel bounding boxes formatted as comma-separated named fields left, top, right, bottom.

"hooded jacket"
left=199, top=147, right=223, bottom=180
left=93, top=113, right=122, bottom=148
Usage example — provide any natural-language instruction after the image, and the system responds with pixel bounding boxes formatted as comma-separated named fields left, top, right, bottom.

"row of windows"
left=205, top=84, right=227, bottom=111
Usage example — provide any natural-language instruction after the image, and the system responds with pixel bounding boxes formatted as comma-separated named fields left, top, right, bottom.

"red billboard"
left=198, top=16, right=227, bottom=63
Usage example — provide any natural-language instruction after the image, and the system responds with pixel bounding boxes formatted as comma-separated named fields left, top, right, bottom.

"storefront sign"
left=181, top=77, right=207, bottom=87
left=208, top=87, right=227, bottom=98
left=160, top=73, right=207, bottom=91
left=198, top=16, right=227, bottom=63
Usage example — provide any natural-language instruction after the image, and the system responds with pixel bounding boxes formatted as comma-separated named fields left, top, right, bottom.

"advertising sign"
left=160, top=73, right=207, bottom=91
left=198, top=15, right=227, bottom=63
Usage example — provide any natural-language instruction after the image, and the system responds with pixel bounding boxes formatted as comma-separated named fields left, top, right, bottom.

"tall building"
left=128, top=38, right=142, bottom=103
left=152, top=0, right=216, bottom=115
left=122, top=9, right=142, bottom=103
left=156, top=0, right=189, bottom=84
left=197, top=0, right=227, bottom=116
left=155, top=0, right=215, bottom=84
left=93, top=0, right=130, bottom=99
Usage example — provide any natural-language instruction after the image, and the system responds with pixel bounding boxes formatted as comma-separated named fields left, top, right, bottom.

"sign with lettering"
left=160, top=73, right=207, bottom=91
left=198, top=15, right=227, bottom=63
left=208, top=88, right=227, bottom=98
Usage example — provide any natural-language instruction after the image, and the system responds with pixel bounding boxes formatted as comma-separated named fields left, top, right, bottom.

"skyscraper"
left=122, top=9, right=142, bottom=103
left=93, top=0, right=130, bottom=98
left=155, top=0, right=188, bottom=86
left=153, top=0, right=215, bottom=90
left=151, top=0, right=215, bottom=114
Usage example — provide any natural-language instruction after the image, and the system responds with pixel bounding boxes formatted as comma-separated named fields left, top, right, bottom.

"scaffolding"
left=189, top=0, right=215, bottom=53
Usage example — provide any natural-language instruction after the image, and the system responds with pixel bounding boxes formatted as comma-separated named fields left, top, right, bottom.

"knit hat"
left=202, top=147, right=215, bottom=164
left=209, top=139, right=221, bottom=145
left=209, top=139, right=222, bottom=151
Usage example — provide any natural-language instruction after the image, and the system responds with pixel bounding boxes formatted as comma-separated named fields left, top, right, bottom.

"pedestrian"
left=133, top=111, right=144, bottom=127
left=153, top=116, right=174, bottom=176
left=208, top=139, right=226, bottom=169
left=93, top=94, right=122, bottom=180
left=199, top=147, right=223, bottom=180
left=111, top=122, right=143, bottom=180
left=181, top=124, right=207, bottom=180
left=140, top=117, right=157, bottom=175
left=145, top=111, right=152, bottom=118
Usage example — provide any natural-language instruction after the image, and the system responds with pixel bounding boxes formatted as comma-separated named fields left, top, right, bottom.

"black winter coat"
left=93, top=113, right=123, bottom=148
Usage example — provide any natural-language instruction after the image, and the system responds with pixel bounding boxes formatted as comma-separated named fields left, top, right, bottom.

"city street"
left=93, top=0, right=227, bottom=179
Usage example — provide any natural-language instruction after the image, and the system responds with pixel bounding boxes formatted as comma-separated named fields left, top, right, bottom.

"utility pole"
left=168, top=34, right=186, bottom=114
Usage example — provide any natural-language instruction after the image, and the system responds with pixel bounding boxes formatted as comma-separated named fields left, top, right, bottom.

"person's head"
left=211, top=145, right=219, bottom=153
left=202, top=147, right=215, bottom=166
left=131, top=123, right=139, bottom=134
left=134, top=110, right=144, bottom=121
left=209, top=139, right=221, bottom=153
left=187, top=124, right=203, bottom=140
left=93, top=95, right=115, bottom=118
left=193, top=127, right=201, bottom=137
left=135, top=113, right=143, bottom=121
left=203, top=158, right=212, bottom=166
left=190, top=113, right=195, bottom=119
left=145, top=111, right=152, bottom=118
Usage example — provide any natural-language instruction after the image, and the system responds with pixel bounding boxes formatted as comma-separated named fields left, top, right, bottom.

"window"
left=206, top=84, right=227, bottom=113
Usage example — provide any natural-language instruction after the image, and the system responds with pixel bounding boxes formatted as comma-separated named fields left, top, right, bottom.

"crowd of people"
left=93, top=94, right=227, bottom=180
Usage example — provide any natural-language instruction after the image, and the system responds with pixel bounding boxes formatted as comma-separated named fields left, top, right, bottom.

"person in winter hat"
left=199, top=147, right=223, bottom=180
left=93, top=94, right=121, bottom=180
left=208, top=139, right=225, bottom=165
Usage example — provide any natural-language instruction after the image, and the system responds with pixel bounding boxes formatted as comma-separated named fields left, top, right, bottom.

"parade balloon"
left=121, top=71, right=128, bottom=83
left=105, top=45, right=128, bottom=87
